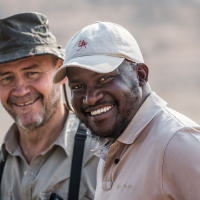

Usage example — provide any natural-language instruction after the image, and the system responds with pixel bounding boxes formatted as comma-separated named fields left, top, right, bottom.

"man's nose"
left=11, top=78, right=30, bottom=97
left=83, top=86, right=103, bottom=105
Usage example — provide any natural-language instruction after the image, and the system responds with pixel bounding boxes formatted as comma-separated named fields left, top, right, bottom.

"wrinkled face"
left=66, top=60, right=143, bottom=139
left=0, top=55, right=61, bottom=132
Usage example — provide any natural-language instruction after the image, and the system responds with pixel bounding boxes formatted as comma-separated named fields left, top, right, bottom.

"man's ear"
left=137, top=63, right=149, bottom=87
left=59, top=76, right=68, bottom=85
left=56, top=59, right=63, bottom=70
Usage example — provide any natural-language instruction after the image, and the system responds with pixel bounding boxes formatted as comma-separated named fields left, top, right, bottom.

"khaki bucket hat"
left=0, top=12, right=64, bottom=64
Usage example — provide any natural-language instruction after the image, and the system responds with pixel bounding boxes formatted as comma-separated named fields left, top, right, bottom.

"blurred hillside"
left=0, top=0, right=200, bottom=143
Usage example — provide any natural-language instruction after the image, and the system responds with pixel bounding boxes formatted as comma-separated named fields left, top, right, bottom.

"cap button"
left=95, top=21, right=101, bottom=23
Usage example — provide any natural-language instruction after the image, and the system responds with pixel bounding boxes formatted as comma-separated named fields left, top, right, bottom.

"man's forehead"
left=0, top=57, right=30, bottom=67
left=0, top=59, right=36, bottom=73
left=66, top=67, right=120, bottom=85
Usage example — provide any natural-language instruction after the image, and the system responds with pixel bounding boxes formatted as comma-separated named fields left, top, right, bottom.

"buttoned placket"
left=102, top=141, right=127, bottom=191
left=21, top=154, right=48, bottom=200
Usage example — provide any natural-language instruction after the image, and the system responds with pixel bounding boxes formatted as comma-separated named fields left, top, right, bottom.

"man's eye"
left=72, top=86, right=79, bottom=89
left=27, top=72, right=38, bottom=75
left=26, top=72, right=40, bottom=79
left=4, top=76, right=12, bottom=81
left=99, top=76, right=113, bottom=83
left=0, top=76, right=13, bottom=84
left=71, top=84, right=86, bottom=91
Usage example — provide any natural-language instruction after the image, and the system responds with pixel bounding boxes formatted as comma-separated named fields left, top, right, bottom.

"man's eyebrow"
left=21, top=64, right=39, bottom=71
left=68, top=71, right=109, bottom=85
left=0, top=64, right=39, bottom=77
left=0, top=71, right=11, bottom=76
left=68, top=79, right=81, bottom=84
left=93, top=72, right=102, bottom=77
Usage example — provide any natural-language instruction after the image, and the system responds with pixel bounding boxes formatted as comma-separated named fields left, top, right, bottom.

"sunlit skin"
left=0, top=55, right=67, bottom=163
left=66, top=60, right=149, bottom=140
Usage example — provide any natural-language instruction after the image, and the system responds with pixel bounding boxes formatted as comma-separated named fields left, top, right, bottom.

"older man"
left=0, top=13, right=98, bottom=200
left=54, top=21, right=200, bottom=200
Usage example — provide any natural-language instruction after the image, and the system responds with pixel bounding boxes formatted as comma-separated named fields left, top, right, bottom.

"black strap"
left=68, top=121, right=87, bottom=200
left=0, top=121, right=87, bottom=200
left=63, top=84, right=72, bottom=111
left=0, top=154, right=7, bottom=189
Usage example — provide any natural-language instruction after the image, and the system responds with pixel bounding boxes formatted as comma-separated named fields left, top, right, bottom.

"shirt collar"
left=1, top=112, right=80, bottom=160
left=117, top=92, right=167, bottom=144
left=92, top=92, right=167, bottom=159
left=1, top=123, right=19, bottom=160
left=52, top=112, right=79, bottom=156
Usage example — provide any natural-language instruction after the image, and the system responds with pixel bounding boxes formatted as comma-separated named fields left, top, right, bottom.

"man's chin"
left=16, top=117, right=44, bottom=131
left=87, top=126, right=118, bottom=141
left=86, top=117, right=130, bottom=141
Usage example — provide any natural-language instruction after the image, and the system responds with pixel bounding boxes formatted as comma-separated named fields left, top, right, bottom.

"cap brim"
left=53, top=55, right=124, bottom=83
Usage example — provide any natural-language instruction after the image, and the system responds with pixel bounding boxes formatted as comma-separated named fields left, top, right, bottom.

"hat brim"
left=0, top=45, right=65, bottom=64
left=53, top=55, right=124, bottom=83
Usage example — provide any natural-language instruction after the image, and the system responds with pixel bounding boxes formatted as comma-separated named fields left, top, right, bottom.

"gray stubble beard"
left=3, top=84, right=61, bottom=133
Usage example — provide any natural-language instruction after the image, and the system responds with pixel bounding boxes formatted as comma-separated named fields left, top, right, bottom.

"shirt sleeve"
left=162, top=127, right=200, bottom=199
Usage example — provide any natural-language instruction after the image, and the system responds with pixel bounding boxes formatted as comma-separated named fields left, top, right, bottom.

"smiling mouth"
left=14, top=98, right=38, bottom=107
left=90, top=105, right=113, bottom=116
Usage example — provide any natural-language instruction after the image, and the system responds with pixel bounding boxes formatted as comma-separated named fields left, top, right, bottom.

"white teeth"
left=25, top=100, right=34, bottom=105
left=91, top=105, right=113, bottom=116
left=16, top=100, right=35, bottom=106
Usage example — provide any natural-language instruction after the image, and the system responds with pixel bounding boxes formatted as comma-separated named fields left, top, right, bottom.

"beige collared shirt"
left=0, top=112, right=99, bottom=200
left=92, top=92, right=200, bottom=200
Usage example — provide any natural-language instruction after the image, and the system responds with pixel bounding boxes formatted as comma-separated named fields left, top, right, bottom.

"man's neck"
left=18, top=104, right=68, bottom=164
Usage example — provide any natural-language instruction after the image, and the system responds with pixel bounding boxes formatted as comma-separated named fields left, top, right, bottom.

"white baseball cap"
left=53, top=21, right=144, bottom=83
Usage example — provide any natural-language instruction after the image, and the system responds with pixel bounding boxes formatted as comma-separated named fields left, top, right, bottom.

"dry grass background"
left=0, top=0, right=200, bottom=143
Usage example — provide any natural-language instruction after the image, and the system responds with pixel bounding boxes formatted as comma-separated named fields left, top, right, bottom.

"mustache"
left=7, top=93, right=43, bottom=105
left=83, top=100, right=115, bottom=111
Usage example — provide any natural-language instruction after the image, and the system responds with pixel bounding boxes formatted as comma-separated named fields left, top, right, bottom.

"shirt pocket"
left=39, top=191, right=51, bottom=200
left=81, top=197, right=91, bottom=200
left=40, top=191, right=66, bottom=200
left=3, top=191, right=12, bottom=200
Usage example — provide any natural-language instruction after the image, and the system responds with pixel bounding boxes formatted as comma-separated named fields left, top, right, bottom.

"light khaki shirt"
left=92, top=92, right=200, bottom=200
left=0, top=112, right=99, bottom=200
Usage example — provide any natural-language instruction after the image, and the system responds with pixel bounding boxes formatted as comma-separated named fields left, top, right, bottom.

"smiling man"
left=0, top=13, right=98, bottom=200
left=54, top=21, right=200, bottom=200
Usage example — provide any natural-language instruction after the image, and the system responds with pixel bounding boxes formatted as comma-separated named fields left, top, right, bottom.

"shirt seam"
left=161, top=127, right=189, bottom=199
left=165, top=108, right=189, bottom=127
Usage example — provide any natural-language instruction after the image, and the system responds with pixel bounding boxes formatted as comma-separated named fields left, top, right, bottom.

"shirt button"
left=102, top=181, right=113, bottom=190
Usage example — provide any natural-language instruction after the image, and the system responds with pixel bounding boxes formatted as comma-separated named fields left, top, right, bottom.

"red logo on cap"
left=77, top=40, right=87, bottom=51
